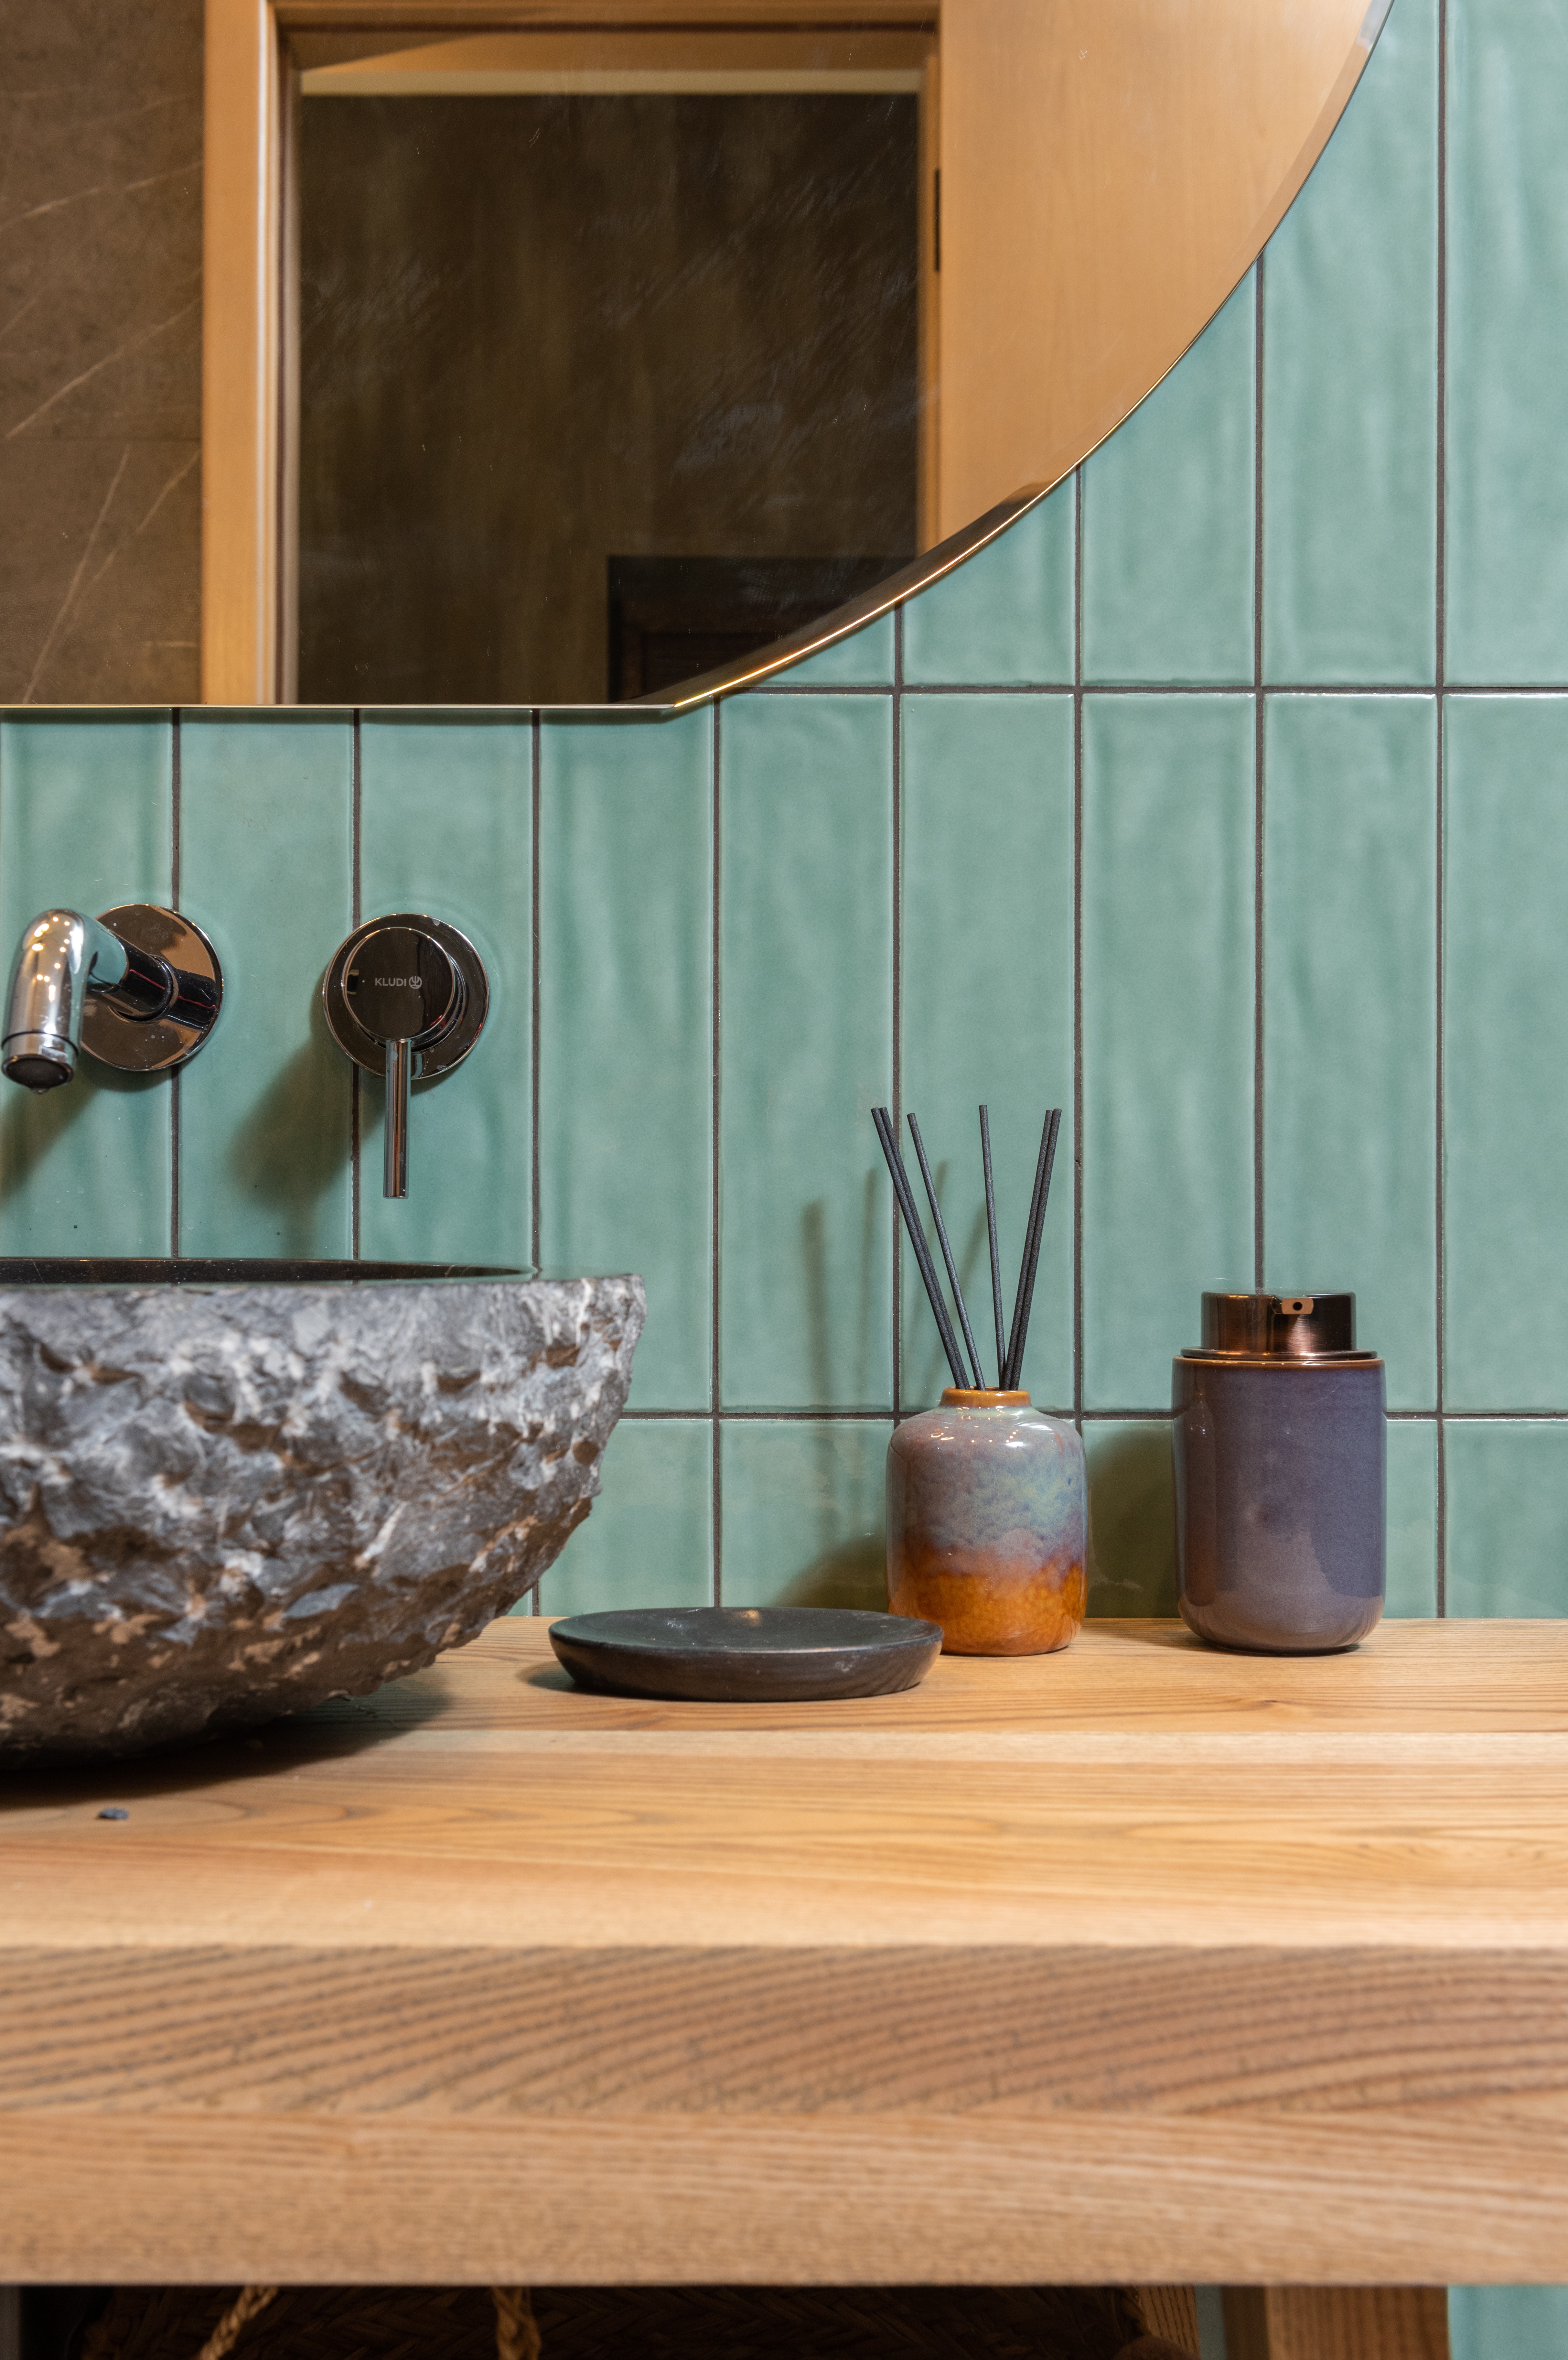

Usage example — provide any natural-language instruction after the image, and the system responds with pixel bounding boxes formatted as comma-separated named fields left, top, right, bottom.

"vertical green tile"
left=539, top=1419, right=713, bottom=1614
left=1450, top=2288, right=1568, bottom=2360
left=1082, top=277, right=1256, bottom=686
left=359, top=718, right=531, bottom=1266
left=901, top=488, right=1075, bottom=686
left=1085, top=1420, right=1177, bottom=1617
left=1262, top=0, right=1438, bottom=684
left=1445, top=697, right=1568, bottom=1405
left=900, top=693, right=1074, bottom=1408
left=720, top=1418, right=888, bottom=1609
left=776, top=613, right=896, bottom=687
left=0, top=718, right=172, bottom=1255
left=1082, top=695, right=1254, bottom=1407
left=1447, top=0, right=1568, bottom=682
left=1263, top=695, right=1437, bottom=1407
left=1386, top=1419, right=1439, bottom=1616
left=540, top=711, right=712, bottom=1407
left=178, top=716, right=353, bottom=1258
left=1446, top=1420, right=1568, bottom=1615
left=719, top=694, right=893, bottom=1409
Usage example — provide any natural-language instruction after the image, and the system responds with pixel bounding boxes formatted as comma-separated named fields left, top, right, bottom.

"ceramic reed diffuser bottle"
left=873, top=1104, right=1087, bottom=1655
left=887, top=1387, right=1086, bottom=1653
left=1173, top=1290, right=1385, bottom=1653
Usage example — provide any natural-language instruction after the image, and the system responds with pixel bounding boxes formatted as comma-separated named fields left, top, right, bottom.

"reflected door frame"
left=202, top=0, right=939, bottom=705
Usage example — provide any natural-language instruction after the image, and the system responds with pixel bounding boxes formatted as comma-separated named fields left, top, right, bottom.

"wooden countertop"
left=3, top=1616, right=1567, bottom=2288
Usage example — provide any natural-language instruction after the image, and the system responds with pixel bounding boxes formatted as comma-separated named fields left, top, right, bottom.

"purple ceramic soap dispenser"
left=1173, top=1291, right=1385, bottom=1654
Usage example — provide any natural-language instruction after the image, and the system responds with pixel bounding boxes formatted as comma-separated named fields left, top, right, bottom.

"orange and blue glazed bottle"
left=885, top=1389, right=1088, bottom=1654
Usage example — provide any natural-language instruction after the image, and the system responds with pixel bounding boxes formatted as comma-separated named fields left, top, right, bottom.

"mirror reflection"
left=1, top=1, right=1383, bottom=711
left=297, top=86, right=919, bottom=705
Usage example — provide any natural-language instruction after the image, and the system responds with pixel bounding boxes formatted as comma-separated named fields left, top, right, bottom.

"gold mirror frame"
left=203, top=0, right=1391, bottom=711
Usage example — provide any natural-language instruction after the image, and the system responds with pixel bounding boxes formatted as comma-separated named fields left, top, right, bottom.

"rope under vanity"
left=191, top=2290, right=278, bottom=2360
left=489, top=2290, right=542, bottom=2360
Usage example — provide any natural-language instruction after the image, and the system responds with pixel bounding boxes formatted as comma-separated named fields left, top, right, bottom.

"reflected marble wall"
left=0, top=0, right=202, bottom=704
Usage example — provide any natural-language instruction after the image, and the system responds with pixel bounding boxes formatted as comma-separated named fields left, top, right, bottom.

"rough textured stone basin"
left=0, top=1261, right=643, bottom=1760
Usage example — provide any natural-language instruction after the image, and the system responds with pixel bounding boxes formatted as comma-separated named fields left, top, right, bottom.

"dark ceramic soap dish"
left=548, top=1606, right=942, bottom=1703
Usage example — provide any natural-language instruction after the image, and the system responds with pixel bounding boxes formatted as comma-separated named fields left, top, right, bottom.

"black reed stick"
left=1004, top=1106, right=1062, bottom=1391
left=980, top=1105, right=1006, bottom=1390
left=906, top=1113, right=984, bottom=1390
left=871, top=1107, right=968, bottom=1391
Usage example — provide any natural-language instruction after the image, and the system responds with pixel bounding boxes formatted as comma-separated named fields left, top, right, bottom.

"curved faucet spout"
left=1, top=910, right=168, bottom=1092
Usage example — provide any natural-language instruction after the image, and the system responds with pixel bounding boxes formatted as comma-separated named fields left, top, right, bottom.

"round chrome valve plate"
left=322, top=913, right=488, bottom=1079
left=80, top=905, right=224, bottom=1076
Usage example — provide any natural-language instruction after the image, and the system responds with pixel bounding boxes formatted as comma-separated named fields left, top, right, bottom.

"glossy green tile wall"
left=360, top=718, right=532, bottom=1268
left=539, top=711, right=709, bottom=1403
left=5, top=0, right=1567, bottom=1705
left=1262, top=694, right=1437, bottom=1408
left=1081, top=693, right=1254, bottom=1408
left=178, top=716, right=353, bottom=1260
left=899, top=692, right=1073, bottom=1411
left=0, top=718, right=172, bottom=1255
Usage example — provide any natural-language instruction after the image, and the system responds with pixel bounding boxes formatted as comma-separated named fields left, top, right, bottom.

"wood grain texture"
left=202, top=0, right=280, bottom=702
left=1224, top=2285, right=1450, bottom=2360
left=294, top=29, right=936, bottom=83
left=1128, top=2286, right=1199, bottom=2351
left=2, top=1619, right=1565, bottom=2285
left=275, top=2, right=932, bottom=22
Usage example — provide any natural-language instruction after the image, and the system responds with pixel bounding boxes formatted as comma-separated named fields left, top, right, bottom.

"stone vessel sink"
left=0, top=1260, right=643, bottom=1760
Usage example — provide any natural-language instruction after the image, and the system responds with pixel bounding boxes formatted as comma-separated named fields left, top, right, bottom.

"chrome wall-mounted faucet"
left=323, top=914, right=489, bottom=1197
left=1, top=904, right=223, bottom=1092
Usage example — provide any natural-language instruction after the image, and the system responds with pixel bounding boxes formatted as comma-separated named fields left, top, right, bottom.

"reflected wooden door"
left=936, top=0, right=1384, bottom=538
left=204, top=0, right=1388, bottom=699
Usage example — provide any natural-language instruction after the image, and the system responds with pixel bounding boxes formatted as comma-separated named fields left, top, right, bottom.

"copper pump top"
left=1190, top=1291, right=1363, bottom=1359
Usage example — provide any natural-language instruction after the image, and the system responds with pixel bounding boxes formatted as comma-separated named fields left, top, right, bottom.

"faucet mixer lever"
left=339, top=924, right=462, bottom=1199
left=323, top=915, right=489, bottom=1200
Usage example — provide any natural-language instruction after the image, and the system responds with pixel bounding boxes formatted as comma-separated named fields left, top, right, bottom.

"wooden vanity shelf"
left=2, top=1617, right=1560, bottom=2354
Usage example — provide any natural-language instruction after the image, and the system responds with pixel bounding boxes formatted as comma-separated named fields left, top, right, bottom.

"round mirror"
left=4, top=0, right=1390, bottom=710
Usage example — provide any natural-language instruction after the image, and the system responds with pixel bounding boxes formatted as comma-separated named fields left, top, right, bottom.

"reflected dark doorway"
left=296, top=91, right=918, bottom=705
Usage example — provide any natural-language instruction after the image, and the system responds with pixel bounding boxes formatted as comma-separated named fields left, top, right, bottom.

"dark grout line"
left=892, top=605, right=904, bottom=1422
left=710, top=697, right=724, bottom=1603
left=169, top=1080, right=180, bottom=1261
left=738, top=679, right=1557, bottom=699
left=350, top=711, right=362, bottom=931
left=529, top=720, right=542, bottom=1613
left=1072, top=469, right=1086, bottom=1430
left=624, top=1408, right=900, bottom=1423
left=1437, top=1410, right=1568, bottom=1421
left=1253, top=256, right=1267, bottom=1293
left=350, top=710, right=361, bottom=1262
left=749, top=682, right=907, bottom=697
left=531, top=713, right=542, bottom=1275
left=170, top=709, right=181, bottom=1259
left=349, top=1078, right=360, bottom=1259
left=170, top=708, right=182, bottom=913
left=1436, top=0, right=1449, bottom=1617
left=618, top=1404, right=1545, bottom=1424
